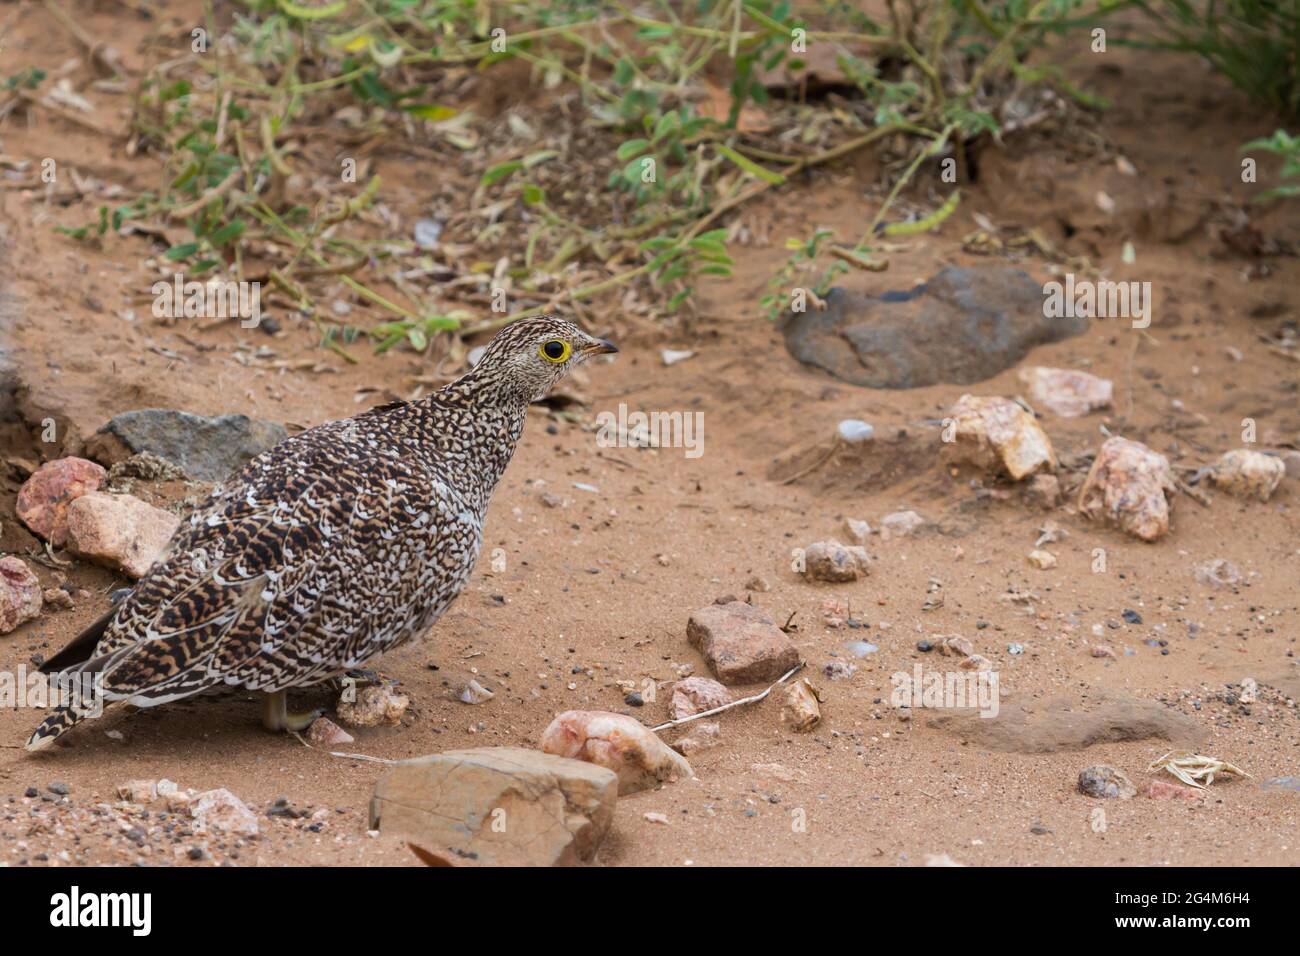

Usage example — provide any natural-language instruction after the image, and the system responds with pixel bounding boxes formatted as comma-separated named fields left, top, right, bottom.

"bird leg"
left=260, top=690, right=323, bottom=732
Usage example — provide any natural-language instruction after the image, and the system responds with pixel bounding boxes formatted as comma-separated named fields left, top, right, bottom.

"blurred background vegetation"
left=20, top=0, right=1298, bottom=358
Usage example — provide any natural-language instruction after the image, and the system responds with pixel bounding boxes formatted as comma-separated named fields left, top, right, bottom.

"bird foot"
left=260, top=691, right=324, bottom=733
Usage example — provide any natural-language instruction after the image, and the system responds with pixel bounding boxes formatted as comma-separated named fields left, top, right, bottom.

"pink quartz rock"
left=673, top=721, right=721, bottom=755
left=1146, top=780, right=1204, bottom=801
left=781, top=678, right=822, bottom=732
left=307, top=716, right=355, bottom=747
left=1018, top=367, right=1113, bottom=418
left=0, top=556, right=42, bottom=634
left=670, top=676, right=733, bottom=720
left=540, top=710, right=692, bottom=794
left=15, top=457, right=107, bottom=547
left=1078, top=437, right=1175, bottom=541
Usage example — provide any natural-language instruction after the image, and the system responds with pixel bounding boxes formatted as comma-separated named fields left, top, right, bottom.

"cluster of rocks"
left=1077, top=763, right=1206, bottom=802
left=0, top=409, right=289, bottom=635
left=368, top=596, right=818, bottom=865
left=936, top=634, right=993, bottom=672
left=0, top=456, right=180, bottom=632
left=932, top=382, right=1290, bottom=543
left=3, top=775, right=365, bottom=866
left=796, top=510, right=926, bottom=586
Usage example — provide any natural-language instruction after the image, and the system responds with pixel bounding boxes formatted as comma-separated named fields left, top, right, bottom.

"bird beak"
left=583, top=339, right=618, bottom=355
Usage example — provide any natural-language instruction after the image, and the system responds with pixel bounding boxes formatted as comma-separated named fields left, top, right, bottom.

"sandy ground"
left=0, top=2, right=1297, bottom=866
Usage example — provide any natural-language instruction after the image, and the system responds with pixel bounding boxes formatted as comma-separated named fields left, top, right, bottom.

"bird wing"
left=80, top=430, right=476, bottom=703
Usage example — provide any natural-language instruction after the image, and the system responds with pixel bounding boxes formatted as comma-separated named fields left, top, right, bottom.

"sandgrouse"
left=28, top=316, right=616, bottom=750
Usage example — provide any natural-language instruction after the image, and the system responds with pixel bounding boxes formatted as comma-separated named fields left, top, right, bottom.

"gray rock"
left=781, top=266, right=1087, bottom=388
left=94, top=409, right=287, bottom=481
left=1078, top=764, right=1137, bottom=799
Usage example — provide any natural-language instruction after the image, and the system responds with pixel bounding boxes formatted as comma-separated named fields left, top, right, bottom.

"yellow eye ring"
left=539, top=339, right=571, bottom=363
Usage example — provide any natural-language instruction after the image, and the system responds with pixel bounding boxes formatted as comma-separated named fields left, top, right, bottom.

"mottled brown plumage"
left=28, top=316, right=615, bottom=750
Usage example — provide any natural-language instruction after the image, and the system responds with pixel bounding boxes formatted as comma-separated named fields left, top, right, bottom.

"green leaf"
left=164, top=242, right=200, bottom=261
left=373, top=332, right=405, bottom=354
left=522, top=150, right=559, bottom=168
left=635, top=25, right=674, bottom=41
left=403, top=104, right=458, bottom=122
left=715, top=144, right=786, bottom=184
left=208, top=220, right=246, bottom=246
left=277, top=0, right=348, bottom=20
left=882, top=190, right=961, bottom=236
left=617, top=138, right=651, bottom=161
left=480, top=160, right=523, bottom=186
left=652, top=112, right=679, bottom=143
left=621, top=156, right=649, bottom=183
left=170, top=161, right=200, bottom=192
left=160, top=80, right=191, bottom=102
left=666, top=288, right=692, bottom=311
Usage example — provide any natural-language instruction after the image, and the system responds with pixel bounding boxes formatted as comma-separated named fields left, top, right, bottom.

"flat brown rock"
left=928, top=695, right=1203, bottom=754
left=687, top=601, right=799, bottom=684
left=369, top=747, right=618, bottom=867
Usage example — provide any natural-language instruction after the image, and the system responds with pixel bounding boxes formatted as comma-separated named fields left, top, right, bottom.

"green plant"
left=611, top=106, right=712, bottom=207
left=1242, top=130, right=1300, bottom=201
left=1118, top=0, right=1300, bottom=119
left=3, top=67, right=46, bottom=91
left=761, top=229, right=842, bottom=322
left=48, top=0, right=1120, bottom=351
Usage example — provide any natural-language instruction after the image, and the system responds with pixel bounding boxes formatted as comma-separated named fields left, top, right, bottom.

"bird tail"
left=29, top=602, right=125, bottom=751
left=26, top=704, right=92, bottom=752
left=26, top=668, right=109, bottom=752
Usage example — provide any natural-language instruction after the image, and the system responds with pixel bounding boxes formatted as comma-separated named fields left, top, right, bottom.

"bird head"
left=472, top=315, right=617, bottom=402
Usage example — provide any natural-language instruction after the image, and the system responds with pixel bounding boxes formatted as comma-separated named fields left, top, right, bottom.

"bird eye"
left=539, top=340, right=571, bottom=363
